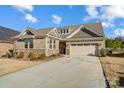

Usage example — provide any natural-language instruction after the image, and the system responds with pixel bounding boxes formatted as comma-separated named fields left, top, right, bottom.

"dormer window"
left=59, top=29, right=69, bottom=35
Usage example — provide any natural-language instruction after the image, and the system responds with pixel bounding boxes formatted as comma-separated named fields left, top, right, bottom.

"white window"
left=24, top=38, right=33, bottom=49
left=48, top=38, right=56, bottom=49
left=60, top=29, right=69, bottom=34
left=53, top=40, right=56, bottom=49
left=49, top=38, right=52, bottom=49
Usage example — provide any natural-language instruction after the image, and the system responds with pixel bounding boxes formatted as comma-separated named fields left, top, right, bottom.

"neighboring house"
left=12, top=22, right=105, bottom=57
left=0, top=26, right=19, bottom=56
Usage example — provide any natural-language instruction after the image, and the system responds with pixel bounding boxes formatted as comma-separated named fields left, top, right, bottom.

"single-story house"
left=0, top=26, right=19, bottom=56
left=12, top=22, right=105, bottom=57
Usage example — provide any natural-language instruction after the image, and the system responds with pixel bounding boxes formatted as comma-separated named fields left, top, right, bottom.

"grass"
left=0, top=55, right=62, bottom=77
left=100, top=52, right=124, bottom=88
left=0, top=59, right=43, bottom=76
left=112, top=50, right=124, bottom=54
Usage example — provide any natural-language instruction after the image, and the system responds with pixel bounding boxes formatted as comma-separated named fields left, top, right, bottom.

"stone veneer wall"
left=46, top=49, right=59, bottom=56
left=14, top=37, right=60, bottom=57
left=15, top=49, right=45, bottom=57
left=14, top=38, right=46, bottom=57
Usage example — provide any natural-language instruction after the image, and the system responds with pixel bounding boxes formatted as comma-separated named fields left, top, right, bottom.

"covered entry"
left=59, top=41, right=66, bottom=54
left=70, top=43, right=98, bottom=56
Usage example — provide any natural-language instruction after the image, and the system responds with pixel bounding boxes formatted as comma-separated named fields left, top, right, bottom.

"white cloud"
left=13, top=5, right=38, bottom=24
left=101, top=6, right=124, bottom=19
left=12, top=5, right=33, bottom=12
left=114, top=28, right=124, bottom=36
left=52, top=14, right=62, bottom=24
left=83, top=6, right=101, bottom=21
left=84, top=6, right=124, bottom=21
left=102, top=21, right=114, bottom=28
left=83, top=5, right=124, bottom=29
left=86, top=6, right=99, bottom=17
left=25, top=14, right=38, bottom=23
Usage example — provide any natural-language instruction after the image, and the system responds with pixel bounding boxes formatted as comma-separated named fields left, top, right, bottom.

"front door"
left=59, top=41, right=66, bottom=54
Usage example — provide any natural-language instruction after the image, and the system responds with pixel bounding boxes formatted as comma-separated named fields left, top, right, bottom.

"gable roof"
left=15, top=27, right=60, bottom=39
left=84, top=22, right=104, bottom=36
left=20, top=27, right=53, bottom=36
left=14, top=22, right=104, bottom=40
left=0, top=26, right=20, bottom=41
left=56, top=22, right=104, bottom=39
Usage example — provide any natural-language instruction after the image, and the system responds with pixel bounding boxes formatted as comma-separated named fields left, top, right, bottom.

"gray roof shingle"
left=31, top=28, right=53, bottom=35
left=84, top=22, right=104, bottom=36
left=16, top=22, right=104, bottom=40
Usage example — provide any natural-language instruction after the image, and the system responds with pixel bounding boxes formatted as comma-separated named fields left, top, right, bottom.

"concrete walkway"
left=0, top=56, right=106, bottom=88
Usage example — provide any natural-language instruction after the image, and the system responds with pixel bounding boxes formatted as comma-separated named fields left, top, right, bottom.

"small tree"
left=121, top=41, right=124, bottom=50
left=105, top=38, right=121, bottom=49
left=105, top=39, right=113, bottom=49
left=113, top=39, right=121, bottom=49
left=100, top=48, right=106, bottom=57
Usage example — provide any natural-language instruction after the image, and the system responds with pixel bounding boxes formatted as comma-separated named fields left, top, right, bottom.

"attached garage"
left=70, top=43, right=98, bottom=56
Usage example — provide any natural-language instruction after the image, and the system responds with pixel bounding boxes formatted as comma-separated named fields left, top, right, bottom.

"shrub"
left=50, top=54, right=57, bottom=57
left=9, top=49, right=14, bottom=57
left=28, top=52, right=37, bottom=61
left=16, top=52, right=24, bottom=59
left=100, top=48, right=106, bottom=57
left=56, top=53, right=60, bottom=56
left=13, top=52, right=18, bottom=58
left=9, top=49, right=13, bottom=53
left=37, top=53, right=46, bottom=60
left=1, top=53, right=9, bottom=58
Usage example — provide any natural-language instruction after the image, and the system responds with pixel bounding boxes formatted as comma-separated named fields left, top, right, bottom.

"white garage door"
left=70, top=44, right=98, bottom=56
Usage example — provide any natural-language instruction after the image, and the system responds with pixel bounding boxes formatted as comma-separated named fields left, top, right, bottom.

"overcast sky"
left=0, top=5, right=124, bottom=37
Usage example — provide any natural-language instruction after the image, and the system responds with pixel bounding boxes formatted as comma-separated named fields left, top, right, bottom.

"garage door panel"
left=70, top=44, right=98, bottom=56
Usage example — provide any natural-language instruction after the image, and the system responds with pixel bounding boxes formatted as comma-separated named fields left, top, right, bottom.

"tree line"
left=105, top=38, right=124, bottom=50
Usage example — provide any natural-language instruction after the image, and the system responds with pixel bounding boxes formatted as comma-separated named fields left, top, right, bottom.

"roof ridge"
left=57, top=22, right=102, bottom=28
left=36, top=27, right=54, bottom=30
left=25, top=22, right=102, bottom=30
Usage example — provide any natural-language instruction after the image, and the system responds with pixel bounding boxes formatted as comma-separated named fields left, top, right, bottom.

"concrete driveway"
left=0, top=56, right=106, bottom=88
